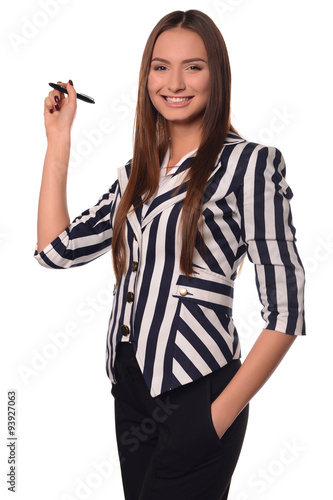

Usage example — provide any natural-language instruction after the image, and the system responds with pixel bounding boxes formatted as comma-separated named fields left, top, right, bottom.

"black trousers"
left=111, top=342, right=249, bottom=500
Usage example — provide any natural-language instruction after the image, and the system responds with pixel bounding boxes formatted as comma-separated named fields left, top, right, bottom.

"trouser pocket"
left=154, top=376, right=224, bottom=476
left=155, top=360, right=249, bottom=476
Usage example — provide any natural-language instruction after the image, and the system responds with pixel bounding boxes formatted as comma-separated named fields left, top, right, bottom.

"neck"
left=167, top=120, right=202, bottom=164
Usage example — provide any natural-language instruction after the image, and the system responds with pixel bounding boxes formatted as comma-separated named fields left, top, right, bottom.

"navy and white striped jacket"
left=34, top=131, right=306, bottom=397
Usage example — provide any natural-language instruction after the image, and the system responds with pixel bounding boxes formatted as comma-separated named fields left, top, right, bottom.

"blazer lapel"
left=117, top=131, right=246, bottom=234
left=140, top=156, right=193, bottom=228
left=140, top=133, right=243, bottom=228
left=117, top=160, right=188, bottom=236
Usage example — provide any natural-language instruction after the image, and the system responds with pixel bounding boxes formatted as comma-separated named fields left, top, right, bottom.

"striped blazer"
left=34, top=131, right=306, bottom=397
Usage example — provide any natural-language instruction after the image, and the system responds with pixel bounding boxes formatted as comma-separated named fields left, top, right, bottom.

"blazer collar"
left=117, top=131, right=245, bottom=233
left=117, top=157, right=193, bottom=234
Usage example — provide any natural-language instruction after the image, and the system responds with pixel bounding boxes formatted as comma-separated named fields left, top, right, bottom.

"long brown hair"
left=112, top=10, right=239, bottom=283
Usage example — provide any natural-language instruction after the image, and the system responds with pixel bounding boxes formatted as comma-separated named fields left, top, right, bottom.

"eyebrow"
left=151, top=57, right=208, bottom=64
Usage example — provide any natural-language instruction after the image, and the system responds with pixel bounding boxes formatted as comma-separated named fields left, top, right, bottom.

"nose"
left=167, top=68, right=186, bottom=93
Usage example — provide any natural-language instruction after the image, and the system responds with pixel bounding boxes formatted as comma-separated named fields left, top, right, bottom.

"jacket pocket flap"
left=172, top=269, right=234, bottom=314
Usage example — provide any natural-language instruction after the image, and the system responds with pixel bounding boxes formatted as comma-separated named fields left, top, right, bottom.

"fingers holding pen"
left=44, top=80, right=77, bottom=136
left=44, top=95, right=54, bottom=115
left=46, top=80, right=76, bottom=114
left=56, top=80, right=76, bottom=103
left=46, top=83, right=62, bottom=113
left=44, top=90, right=60, bottom=115
left=53, top=92, right=61, bottom=112
left=65, top=80, right=77, bottom=109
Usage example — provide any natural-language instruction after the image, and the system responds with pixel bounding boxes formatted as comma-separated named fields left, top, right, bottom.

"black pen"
left=48, top=83, right=95, bottom=104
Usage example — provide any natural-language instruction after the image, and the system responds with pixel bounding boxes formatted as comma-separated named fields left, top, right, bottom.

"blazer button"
left=131, top=261, right=138, bottom=272
left=127, top=292, right=134, bottom=303
left=179, top=288, right=188, bottom=296
left=120, top=325, right=130, bottom=336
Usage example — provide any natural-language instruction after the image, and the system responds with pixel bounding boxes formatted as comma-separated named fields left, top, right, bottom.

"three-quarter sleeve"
left=238, top=145, right=305, bottom=336
left=34, top=180, right=120, bottom=269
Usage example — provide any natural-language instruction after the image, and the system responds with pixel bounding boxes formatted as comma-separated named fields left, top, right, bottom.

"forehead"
left=152, top=28, right=207, bottom=59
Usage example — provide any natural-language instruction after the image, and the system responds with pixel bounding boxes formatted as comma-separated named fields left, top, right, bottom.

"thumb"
left=65, top=79, right=77, bottom=103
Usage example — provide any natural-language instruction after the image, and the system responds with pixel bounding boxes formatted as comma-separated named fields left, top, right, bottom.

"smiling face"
left=147, top=28, right=210, bottom=128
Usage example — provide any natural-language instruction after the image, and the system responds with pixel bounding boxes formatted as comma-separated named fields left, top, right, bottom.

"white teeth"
left=165, top=97, right=191, bottom=103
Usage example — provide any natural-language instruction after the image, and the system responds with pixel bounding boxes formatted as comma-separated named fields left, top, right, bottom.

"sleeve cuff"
left=265, top=317, right=306, bottom=336
left=33, top=228, right=70, bottom=269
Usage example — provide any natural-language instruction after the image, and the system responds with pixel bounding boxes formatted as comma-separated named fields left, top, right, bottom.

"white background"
left=1, top=0, right=332, bottom=499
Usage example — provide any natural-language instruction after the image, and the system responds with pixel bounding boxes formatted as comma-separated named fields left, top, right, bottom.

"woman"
left=35, top=9, right=305, bottom=500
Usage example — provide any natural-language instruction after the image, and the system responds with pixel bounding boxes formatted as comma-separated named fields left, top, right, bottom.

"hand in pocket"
left=210, top=398, right=233, bottom=440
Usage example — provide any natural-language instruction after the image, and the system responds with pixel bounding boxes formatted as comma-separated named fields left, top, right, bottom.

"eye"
left=187, top=65, right=201, bottom=71
left=154, top=65, right=167, bottom=71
